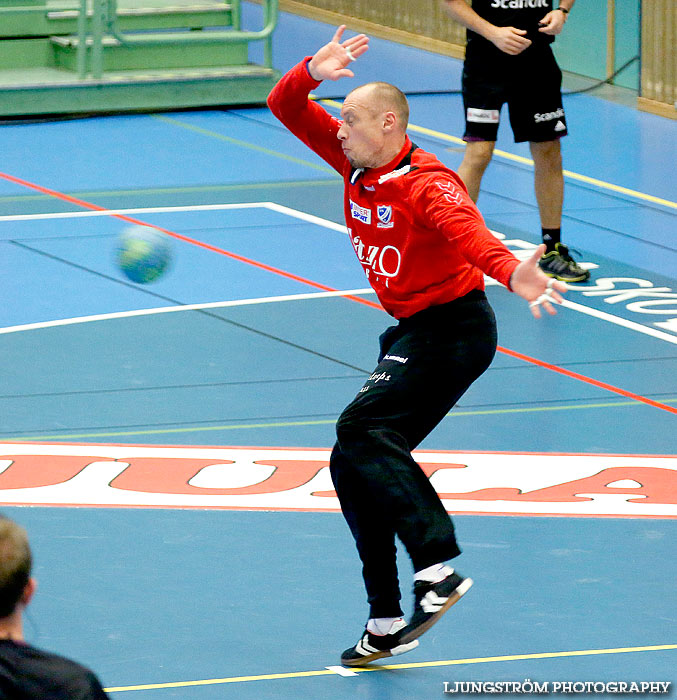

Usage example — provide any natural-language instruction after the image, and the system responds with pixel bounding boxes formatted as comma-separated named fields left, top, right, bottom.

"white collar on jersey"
left=378, top=165, right=412, bottom=185
left=349, top=163, right=412, bottom=187
left=350, top=168, right=364, bottom=184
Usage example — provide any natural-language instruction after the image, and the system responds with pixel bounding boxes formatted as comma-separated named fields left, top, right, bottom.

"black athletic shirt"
left=0, top=639, right=109, bottom=699
left=467, top=0, right=556, bottom=51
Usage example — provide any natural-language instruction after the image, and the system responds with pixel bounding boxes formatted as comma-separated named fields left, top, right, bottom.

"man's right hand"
left=489, top=25, right=531, bottom=54
left=307, top=25, right=369, bottom=82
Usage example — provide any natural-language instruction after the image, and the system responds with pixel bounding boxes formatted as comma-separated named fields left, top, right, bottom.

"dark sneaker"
left=538, top=243, right=590, bottom=282
left=341, top=619, right=419, bottom=667
left=400, top=571, right=473, bottom=644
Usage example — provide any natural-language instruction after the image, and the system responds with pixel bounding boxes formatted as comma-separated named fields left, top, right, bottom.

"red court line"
left=499, top=347, right=677, bottom=415
left=2, top=170, right=676, bottom=416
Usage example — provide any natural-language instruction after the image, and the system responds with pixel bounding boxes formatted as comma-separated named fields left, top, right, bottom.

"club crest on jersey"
left=350, top=199, right=371, bottom=224
left=377, top=204, right=394, bottom=228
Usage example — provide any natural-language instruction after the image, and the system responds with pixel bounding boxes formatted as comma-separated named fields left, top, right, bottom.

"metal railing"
left=76, top=0, right=278, bottom=79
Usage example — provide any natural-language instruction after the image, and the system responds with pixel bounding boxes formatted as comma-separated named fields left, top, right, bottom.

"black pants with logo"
left=329, top=290, right=497, bottom=618
left=462, top=42, right=566, bottom=143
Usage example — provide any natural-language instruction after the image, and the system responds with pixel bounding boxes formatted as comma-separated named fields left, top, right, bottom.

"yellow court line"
left=0, top=179, right=340, bottom=204
left=4, top=397, right=677, bottom=442
left=375, top=643, right=677, bottom=671
left=105, top=669, right=332, bottom=693
left=152, top=114, right=337, bottom=176
left=319, top=98, right=677, bottom=210
left=156, top=100, right=676, bottom=209
left=104, top=644, right=677, bottom=692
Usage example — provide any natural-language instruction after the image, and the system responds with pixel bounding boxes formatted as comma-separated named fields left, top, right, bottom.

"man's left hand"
left=307, top=25, right=369, bottom=82
left=510, top=244, right=568, bottom=318
left=538, top=10, right=567, bottom=35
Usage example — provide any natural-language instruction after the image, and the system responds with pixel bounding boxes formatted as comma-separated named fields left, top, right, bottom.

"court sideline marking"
left=0, top=177, right=675, bottom=416
left=102, top=643, right=677, bottom=692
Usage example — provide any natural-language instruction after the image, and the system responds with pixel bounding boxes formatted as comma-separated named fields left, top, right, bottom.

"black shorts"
left=462, top=43, right=567, bottom=143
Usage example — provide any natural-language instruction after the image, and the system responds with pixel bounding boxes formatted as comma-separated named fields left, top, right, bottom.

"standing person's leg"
left=531, top=136, right=588, bottom=281
left=458, top=53, right=504, bottom=202
left=530, top=138, right=563, bottom=234
left=508, top=47, right=589, bottom=282
left=334, top=293, right=497, bottom=662
left=457, top=140, right=496, bottom=203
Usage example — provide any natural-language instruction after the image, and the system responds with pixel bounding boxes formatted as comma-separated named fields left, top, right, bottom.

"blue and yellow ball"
left=116, top=225, right=172, bottom=284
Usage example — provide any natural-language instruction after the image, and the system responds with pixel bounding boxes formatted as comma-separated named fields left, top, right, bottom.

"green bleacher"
left=0, top=0, right=280, bottom=116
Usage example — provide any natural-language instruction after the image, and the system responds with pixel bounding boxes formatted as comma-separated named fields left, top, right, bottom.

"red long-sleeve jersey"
left=267, top=59, right=520, bottom=319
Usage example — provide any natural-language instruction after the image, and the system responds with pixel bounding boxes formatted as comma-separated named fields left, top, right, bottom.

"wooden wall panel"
left=638, top=0, right=677, bottom=117
left=274, top=0, right=676, bottom=118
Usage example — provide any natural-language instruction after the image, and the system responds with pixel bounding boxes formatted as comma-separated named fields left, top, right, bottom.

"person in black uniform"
left=444, top=0, right=590, bottom=282
left=0, top=516, right=110, bottom=699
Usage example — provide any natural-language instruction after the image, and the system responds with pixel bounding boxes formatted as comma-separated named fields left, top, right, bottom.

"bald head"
left=346, top=82, right=409, bottom=132
left=338, top=82, right=410, bottom=169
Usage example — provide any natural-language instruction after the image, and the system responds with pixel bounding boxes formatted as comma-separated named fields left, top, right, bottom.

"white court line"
left=0, top=289, right=376, bottom=336
left=1, top=201, right=675, bottom=346
left=559, top=298, right=677, bottom=345
left=262, top=201, right=348, bottom=233
left=0, top=202, right=268, bottom=222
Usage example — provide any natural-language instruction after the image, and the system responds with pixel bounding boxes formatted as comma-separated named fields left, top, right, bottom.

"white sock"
left=367, top=617, right=405, bottom=636
left=414, top=563, right=454, bottom=584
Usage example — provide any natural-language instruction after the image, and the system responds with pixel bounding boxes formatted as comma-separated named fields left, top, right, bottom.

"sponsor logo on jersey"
left=534, top=107, right=565, bottom=123
left=554, top=120, right=567, bottom=132
left=352, top=234, right=402, bottom=279
left=491, top=0, right=548, bottom=8
left=467, top=107, right=500, bottom=124
left=377, top=204, right=394, bottom=228
left=350, top=199, right=371, bottom=224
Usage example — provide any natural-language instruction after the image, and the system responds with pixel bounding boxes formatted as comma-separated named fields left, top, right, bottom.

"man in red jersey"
left=268, top=26, right=566, bottom=666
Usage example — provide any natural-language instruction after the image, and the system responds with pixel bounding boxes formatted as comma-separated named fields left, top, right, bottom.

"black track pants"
left=329, top=290, right=498, bottom=618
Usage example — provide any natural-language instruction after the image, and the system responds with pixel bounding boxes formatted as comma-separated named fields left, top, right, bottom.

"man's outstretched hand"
left=308, top=25, right=369, bottom=82
left=510, top=244, right=569, bottom=318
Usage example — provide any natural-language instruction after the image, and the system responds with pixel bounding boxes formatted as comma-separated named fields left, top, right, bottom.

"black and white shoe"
left=341, top=619, right=419, bottom=667
left=400, top=571, right=473, bottom=644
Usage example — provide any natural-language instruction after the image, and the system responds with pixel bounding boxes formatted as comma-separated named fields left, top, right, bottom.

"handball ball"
left=116, top=225, right=172, bottom=284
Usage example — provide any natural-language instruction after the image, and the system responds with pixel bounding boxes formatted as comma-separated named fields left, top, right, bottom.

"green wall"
left=552, top=0, right=639, bottom=90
